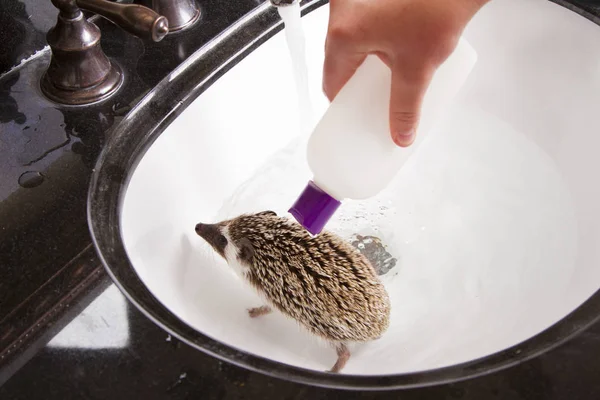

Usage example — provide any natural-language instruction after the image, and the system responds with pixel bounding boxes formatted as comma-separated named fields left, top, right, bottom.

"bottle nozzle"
left=289, top=181, right=341, bottom=236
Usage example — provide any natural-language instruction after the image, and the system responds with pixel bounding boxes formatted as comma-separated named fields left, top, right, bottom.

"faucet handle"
left=42, top=0, right=168, bottom=105
left=53, top=0, right=169, bottom=42
left=51, top=0, right=80, bottom=18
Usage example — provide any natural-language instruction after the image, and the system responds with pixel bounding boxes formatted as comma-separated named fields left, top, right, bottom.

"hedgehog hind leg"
left=247, top=305, right=272, bottom=318
left=329, top=342, right=350, bottom=373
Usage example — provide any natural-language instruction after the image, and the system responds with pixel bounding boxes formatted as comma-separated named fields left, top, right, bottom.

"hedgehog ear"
left=256, top=210, right=277, bottom=217
left=237, top=238, right=254, bottom=264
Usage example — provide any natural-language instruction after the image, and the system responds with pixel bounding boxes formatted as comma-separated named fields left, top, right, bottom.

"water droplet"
left=18, top=171, right=44, bottom=188
left=179, top=372, right=187, bottom=379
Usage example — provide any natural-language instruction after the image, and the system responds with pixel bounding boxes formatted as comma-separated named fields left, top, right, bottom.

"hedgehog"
left=194, top=211, right=391, bottom=373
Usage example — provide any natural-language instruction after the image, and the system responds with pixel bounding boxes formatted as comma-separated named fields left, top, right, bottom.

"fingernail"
left=393, top=129, right=415, bottom=146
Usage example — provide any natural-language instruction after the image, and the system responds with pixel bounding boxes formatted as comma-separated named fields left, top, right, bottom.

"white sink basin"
left=90, top=0, right=600, bottom=388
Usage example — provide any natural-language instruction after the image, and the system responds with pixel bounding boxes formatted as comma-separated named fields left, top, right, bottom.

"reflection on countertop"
left=0, top=0, right=56, bottom=75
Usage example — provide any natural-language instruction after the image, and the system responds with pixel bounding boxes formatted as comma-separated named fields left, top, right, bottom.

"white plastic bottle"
left=289, top=37, right=478, bottom=235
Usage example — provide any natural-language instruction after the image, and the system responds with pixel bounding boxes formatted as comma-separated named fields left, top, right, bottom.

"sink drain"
left=350, top=234, right=397, bottom=276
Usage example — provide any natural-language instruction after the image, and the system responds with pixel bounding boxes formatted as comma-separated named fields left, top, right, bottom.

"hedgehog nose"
left=195, top=222, right=219, bottom=237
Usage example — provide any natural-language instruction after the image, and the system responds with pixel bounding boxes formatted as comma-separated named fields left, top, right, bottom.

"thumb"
left=389, top=63, right=434, bottom=147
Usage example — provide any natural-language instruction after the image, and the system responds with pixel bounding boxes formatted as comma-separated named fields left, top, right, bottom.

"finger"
left=389, top=62, right=434, bottom=147
left=323, top=32, right=367, bottom=101
left=322, top=0, right=368, bottom=101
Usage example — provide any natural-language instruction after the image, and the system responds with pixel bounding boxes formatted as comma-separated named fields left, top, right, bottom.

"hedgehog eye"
left=217, top=234, right=228, bottom=249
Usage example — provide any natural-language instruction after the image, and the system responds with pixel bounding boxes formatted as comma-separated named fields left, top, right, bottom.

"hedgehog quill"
left=194, top=211, right=391, bottom=373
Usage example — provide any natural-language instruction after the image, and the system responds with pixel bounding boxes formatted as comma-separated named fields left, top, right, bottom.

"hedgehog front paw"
left=247, top=305, right=272, bottom=318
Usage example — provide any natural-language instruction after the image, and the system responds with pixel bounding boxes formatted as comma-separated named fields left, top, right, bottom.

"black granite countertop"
left=0, top=0, right=262, bottom=383
left=2, top=0, right=600, bottom=398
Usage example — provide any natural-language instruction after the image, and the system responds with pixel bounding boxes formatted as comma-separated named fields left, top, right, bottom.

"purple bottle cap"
left=289, top=181, right=341, bottom=236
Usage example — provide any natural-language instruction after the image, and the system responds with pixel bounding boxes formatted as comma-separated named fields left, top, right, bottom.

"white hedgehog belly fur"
left=222, top=226, right=250, bottom=279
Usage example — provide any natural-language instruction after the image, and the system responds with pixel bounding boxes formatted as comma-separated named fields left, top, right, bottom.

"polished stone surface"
left=0, top=0, right=261, bottom=380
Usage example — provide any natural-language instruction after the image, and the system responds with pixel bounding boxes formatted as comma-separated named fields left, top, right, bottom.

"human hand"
left=323, top=0, right=489, bottom=146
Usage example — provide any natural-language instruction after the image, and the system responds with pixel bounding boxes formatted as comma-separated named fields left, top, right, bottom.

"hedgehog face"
left=195, top=211, right=277, bottom=268
left=194, top=222, right=229, bottom=258
left=194, top=220, right=255, bottom=269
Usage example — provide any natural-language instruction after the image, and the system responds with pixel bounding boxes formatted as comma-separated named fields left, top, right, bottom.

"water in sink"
left=277, top=2, right=314, bottom=135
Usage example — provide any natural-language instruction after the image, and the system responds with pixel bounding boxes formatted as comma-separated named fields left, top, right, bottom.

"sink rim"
left=87, top=0, right=600, bottom=390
